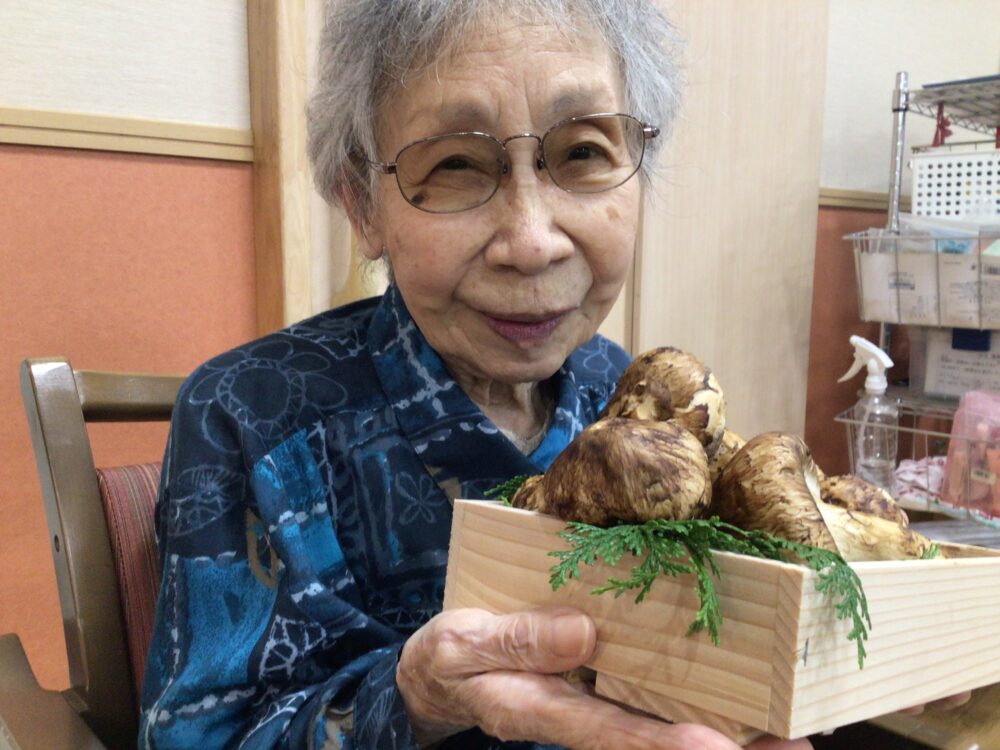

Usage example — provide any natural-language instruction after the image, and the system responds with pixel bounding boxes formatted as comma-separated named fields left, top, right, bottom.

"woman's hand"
left=899, top=691, right=973, bottom=715
left=397, top=605, right=812, bottom=750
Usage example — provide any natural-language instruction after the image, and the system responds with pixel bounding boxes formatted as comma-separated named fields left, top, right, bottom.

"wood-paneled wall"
left=636, top=0, right=829, bottom=438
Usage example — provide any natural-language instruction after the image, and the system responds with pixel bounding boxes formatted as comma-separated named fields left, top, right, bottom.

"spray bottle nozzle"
left=838, top=335, right=893, bottom=395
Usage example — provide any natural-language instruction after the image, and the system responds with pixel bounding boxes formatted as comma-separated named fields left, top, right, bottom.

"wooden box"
left=443, top=500, right=1000, bottom=742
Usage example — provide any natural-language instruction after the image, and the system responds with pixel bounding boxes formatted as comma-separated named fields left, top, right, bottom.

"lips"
left=482, top=309, right=571, bottom=344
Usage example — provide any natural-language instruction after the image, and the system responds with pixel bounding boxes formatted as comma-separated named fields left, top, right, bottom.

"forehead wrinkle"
left=382, top=20, right=623, bottom=150
left=409, top=98, right=499, bottom=135
left=403, top=75, right=619, bottom=140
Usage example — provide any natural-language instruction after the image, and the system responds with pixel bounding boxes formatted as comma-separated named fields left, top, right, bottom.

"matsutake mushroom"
left=510, top=417, right=711, bottom=525
left=820, top=474, right=910, bottom=527
left=712, top=432, right=935, bottom=561
left=600, top=347, right=726, bottom=456
left=709, top=428, right=746, bottom=486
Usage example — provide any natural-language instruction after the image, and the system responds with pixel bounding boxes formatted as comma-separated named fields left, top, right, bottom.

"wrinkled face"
left=358, top=18, right=641, bottom=385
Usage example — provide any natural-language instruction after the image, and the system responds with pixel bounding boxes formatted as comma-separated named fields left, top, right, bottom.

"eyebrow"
left=547, top=86, right=616, bottom=120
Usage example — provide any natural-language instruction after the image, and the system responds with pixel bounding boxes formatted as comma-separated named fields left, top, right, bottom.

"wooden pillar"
left=247, top=0, right=313, bottom=334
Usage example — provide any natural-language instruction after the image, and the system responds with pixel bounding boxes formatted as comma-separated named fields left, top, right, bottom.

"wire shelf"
left=911, top=75, right=1000, bottom=136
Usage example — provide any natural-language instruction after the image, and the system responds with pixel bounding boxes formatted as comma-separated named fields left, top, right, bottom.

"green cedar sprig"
left=921, top=543, right=940, bottom=560
left=484, top=475, right=530, bottom=505
left=548, top=517, right=873, bottom=669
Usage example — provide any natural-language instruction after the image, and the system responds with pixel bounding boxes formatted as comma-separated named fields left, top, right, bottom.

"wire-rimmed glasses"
left=368, top=113, right=659, bottom=214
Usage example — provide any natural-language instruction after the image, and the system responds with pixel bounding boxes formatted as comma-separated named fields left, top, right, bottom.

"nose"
left=485, top=143, right=574, bottom=275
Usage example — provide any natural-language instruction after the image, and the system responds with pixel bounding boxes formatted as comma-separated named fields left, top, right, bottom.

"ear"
left=340, top=188, right=385, bottom=261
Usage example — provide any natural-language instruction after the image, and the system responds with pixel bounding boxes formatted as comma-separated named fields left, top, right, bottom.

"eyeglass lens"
left=393, top=115, right=646, bottom=213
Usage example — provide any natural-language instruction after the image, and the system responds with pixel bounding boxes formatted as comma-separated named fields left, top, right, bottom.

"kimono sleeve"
left=139, top=374, right=421, bottom=749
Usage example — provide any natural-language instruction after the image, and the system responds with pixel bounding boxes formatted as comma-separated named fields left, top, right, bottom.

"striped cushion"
left=96, top=462, right=162, bottom=703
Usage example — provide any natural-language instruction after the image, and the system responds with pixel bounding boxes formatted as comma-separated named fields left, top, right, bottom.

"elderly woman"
left=140, top=1, right=812, bottom=749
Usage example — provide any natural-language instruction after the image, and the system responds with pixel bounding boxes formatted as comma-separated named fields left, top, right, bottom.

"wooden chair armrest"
left=0, top=633, right=107, bottom=749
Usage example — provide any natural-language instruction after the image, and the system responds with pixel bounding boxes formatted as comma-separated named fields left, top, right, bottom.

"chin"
left=488, top=342, right=579, bottom=384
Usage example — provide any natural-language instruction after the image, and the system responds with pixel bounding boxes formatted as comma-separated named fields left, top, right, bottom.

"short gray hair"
left=307, top=0, right=683, bottom=223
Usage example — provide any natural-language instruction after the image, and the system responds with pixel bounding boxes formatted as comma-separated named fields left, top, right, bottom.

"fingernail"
left=548, top=612, right=593, bottom=659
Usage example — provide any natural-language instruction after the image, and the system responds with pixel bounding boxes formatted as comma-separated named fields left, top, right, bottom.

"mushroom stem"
left=815, top=501, right=933, bottom=561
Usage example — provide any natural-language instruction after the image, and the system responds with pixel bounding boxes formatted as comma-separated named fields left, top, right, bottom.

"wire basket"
left=835, top=391, right=1000, bottom=527
left=847, top=228, right=1000, bottom=328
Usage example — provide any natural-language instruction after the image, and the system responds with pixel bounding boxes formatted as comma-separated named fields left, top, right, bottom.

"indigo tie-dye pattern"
left=140, top=285, right=630, bottom=749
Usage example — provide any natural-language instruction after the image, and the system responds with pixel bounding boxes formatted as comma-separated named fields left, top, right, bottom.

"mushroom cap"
left=600, top=347, right=726, bottom=456
left=511, top=417, right=711, bottom=526
left=712, top=431, right=839, bottom=551
left=820, top=474, right=909, bottom=527
left=506, top=474, right=545, bottom=513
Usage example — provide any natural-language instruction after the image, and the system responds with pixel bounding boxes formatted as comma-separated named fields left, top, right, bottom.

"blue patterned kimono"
left=140, top=285, right=630, bottom=749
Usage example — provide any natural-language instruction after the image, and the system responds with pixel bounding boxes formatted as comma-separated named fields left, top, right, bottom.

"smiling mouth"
left=481, top=309, right=571, bottom=344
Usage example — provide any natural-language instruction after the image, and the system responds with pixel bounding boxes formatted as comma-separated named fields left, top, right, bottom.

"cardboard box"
left=443, top=500, right=1000, bottom=742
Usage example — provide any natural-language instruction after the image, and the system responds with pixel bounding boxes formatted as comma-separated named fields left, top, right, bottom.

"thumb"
left=480, top=606, right=596, bottom=674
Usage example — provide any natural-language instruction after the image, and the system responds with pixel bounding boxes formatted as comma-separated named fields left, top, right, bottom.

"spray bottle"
left=839, top=335, right=899, bottom=489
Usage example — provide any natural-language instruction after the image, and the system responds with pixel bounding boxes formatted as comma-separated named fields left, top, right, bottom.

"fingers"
left=417, top=605, right=597, bottom=676
left=462, top=670, right=742, bottom=750
left=397, top=606, right=596, bottom=738
left=478, top=606, right=597, bottom=673
left=899, top=689, right=973, bottom=716
left=932, top=690, right=972, bottom=710
left=398, top=606, right=808, bottom=750
left=745, top=736, right=813, bottom=750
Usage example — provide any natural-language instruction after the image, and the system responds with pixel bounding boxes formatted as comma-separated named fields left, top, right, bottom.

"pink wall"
left=0, top=144, right=257, bottom=689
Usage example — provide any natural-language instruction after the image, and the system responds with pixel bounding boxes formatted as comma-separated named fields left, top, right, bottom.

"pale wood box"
left=443, top=500, right=1000, bottom=742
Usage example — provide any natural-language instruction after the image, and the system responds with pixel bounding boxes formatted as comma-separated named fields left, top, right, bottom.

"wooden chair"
left=0, top=358, right=184, bottom=749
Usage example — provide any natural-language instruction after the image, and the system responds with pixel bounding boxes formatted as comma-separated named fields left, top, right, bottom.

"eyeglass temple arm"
left=367, top=159, right=397, bottom=175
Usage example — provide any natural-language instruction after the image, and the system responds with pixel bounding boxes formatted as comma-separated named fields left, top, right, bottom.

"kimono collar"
left=367, top=285, right=589, bottom=499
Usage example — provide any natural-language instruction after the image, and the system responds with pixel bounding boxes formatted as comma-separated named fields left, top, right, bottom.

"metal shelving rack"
left=875, top=70, right=1000, bottom=365
left=867, top=71, right=999, bottom=348
left=839, top=73, right=1000, bottom=526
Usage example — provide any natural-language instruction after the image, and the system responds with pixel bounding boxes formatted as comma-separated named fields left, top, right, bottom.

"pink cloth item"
left=892, top=456, right=947, bottom=504
left=941, top=390, right=1000, bottom=519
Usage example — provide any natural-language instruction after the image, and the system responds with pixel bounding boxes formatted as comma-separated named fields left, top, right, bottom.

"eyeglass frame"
left=367, top=112, right=660, bottom=213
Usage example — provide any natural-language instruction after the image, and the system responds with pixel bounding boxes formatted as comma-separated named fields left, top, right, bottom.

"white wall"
left=822, top=0, right=999, bottom=196
left=0, top=0, right=250, bottom=128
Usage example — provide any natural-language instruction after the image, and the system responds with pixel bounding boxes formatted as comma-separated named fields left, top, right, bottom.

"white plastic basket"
left=912, top=146, right=1000, bottom=221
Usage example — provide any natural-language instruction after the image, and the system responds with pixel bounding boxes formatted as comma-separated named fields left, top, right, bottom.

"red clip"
left=932, top=102, right=952, bottom=147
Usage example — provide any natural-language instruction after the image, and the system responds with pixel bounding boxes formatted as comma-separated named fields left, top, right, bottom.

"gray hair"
left=307, top=0, right=683, bottom=224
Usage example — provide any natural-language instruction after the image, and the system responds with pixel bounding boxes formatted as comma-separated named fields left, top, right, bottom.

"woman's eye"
left=567, top=144, right=603, bottom=161
left=439, top=157, right=472, bottom=170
